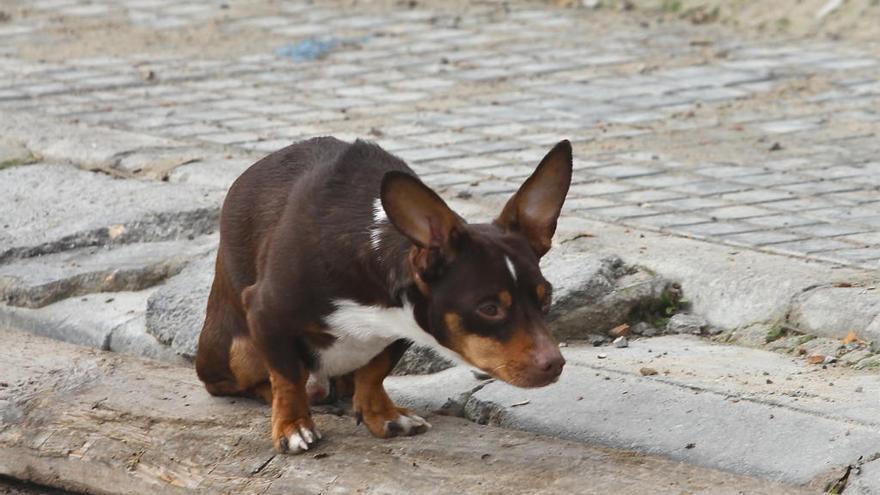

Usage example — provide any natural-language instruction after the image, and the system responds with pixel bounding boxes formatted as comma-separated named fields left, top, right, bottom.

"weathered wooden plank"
left=0, top=328, right=809, bottom=494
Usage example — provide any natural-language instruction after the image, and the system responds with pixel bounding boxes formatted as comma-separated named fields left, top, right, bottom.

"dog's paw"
left=273, top=418, right=322, bottom=454
left=359, top=407, right=431, bottom=438
left=385, top=410, right=431, bottom=437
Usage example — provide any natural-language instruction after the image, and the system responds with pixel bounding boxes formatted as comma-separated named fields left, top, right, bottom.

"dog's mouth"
left=481, top=360, right=564, bottom=389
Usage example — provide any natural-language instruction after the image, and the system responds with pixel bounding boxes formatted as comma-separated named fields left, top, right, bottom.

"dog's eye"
left=476, top=302, right=506, bottom=321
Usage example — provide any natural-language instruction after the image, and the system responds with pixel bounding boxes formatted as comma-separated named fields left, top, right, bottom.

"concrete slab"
left=535, top=215, right=880, bottom=341
left=0, top=137, right=36, bottom=168
left=848, top=458, right=880, bottom=494
left=0, top=236, right=216, bottom=308
left=387, top=336, right=880, bottom=486
left=789, top=285, right=880, bottom=342
left=0, top=163, right=223, bottom=262
left=0, top=289, right=185, bottom=365
left=145, top=250, right=216, bottom=358
left=168, top=153, right=258, bottom=191
left=0, top=110, right=181, bottom=174
left=0, top=328, right=810, bottom=495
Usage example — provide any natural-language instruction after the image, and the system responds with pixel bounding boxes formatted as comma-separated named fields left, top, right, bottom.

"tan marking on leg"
left=229, top=336, right=268, bottom=390
left=353, top=349, right=430, bottom=438
left=269, top=368, right=319, bottom=453
left=536, top=283, right=546, bottom=303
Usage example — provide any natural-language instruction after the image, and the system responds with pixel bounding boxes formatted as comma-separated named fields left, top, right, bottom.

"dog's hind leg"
left=196, top=255, right=269, bottom=401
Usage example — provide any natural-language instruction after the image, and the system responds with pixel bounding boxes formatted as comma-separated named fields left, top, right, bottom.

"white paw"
left=281, top=424, right=323, bottom=454
left=385, top=412, right=432, bottom=437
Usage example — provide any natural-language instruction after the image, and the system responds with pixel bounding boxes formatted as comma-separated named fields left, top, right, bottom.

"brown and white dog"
left=195, top=137, right=573, bottom=454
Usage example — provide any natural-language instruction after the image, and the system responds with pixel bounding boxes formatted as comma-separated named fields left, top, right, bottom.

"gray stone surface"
left=0, top=236, right=216, bottom=308
left=0, top=328, right=810, bottom=495
left=392, top=346, right=455, bottom=376
left=0, top=137, right=36, bottom=168
left=0, top=288, right=185, bottom=364
left=168, top=153, right=259, bottom=191
left=106, top=315, right=188, bottom=365
left=0, top=290, right=147, bottom=349
left=788, top=285, right=880, bottom=342
left=387, top=336, right=880, bottom=486
left=145, top=250, right=216, bottom=358
left=0, top=163, right=222, bottom=262
left=666, top=313, right=708, bottom=335
left=550, top=215, right=880, bottom=339
left=848, top=458, right=880, bottom=494
left=542, top=252, right=678, bottom=340
left=0, top=111, right=181, bottom=175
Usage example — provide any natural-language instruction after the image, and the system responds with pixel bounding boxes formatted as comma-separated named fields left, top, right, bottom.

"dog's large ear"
left=381, top=171, right=464, bottom=260
left=495, top=140, right=572, bottom=258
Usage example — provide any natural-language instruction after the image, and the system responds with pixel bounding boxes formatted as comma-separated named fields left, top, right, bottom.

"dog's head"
left=381, top=140, right=572, bottom=388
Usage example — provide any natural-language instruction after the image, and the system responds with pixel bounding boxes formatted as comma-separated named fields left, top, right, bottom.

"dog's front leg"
left=242, top=283, right=322, bottom=453
left=353, top=343, right=431, bottom=438
left=269, top=366, right=321, bottom=453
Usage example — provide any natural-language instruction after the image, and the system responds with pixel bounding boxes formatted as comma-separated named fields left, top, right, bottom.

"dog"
left=195, top=137, right=573, bottom=454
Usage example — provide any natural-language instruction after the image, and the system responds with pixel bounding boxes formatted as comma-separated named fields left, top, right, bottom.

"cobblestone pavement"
left=1, top=0, right=880, bottom=271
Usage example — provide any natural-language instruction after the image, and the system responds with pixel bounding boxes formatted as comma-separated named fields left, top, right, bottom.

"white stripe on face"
left=370, top=197, right=387, bottom=251
left=505, top=256, right=517, bottom=282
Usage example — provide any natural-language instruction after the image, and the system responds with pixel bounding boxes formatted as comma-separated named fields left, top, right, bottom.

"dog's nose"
left=535, top=347, right=565, bottom=379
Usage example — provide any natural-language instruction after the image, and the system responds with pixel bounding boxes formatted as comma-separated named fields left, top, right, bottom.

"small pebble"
left=613, top=336, right=628, bottom=348
left=597, top=353, right=607, bottom=359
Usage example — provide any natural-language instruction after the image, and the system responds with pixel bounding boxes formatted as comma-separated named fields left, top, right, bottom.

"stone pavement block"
left=0, top=236, right=216, bottom=309
left=788, top=286, right=880, bottom=342
left=146, top=250, right=216, bottom=358
left=0, top=138, right=36, bottom=167
left=631, top=212, right=713, bottom=228
left=390, top=336, right=880, bottom=485
left=705, top=205, right=776, bottom=220
left=568, top=181, right=634, bottom=196
left=0, top=289, right=184, bottom=365
left=746, top=215, right=819, bottom=228
left=0, top=163, right=222, bottom=261
left=587, top=205, right=660, bottom=220
left=667, top=220, right=761, bottom=237
left=0, top=109, right=179, bottom=171
left=538, top=250, right=676, bottom=340
left=770, top=237, right=859, bottom=254
left=847, top=458, right=880, bottom=495
left=652, top=196, right=728, bottom=211
left=722, top=230, right=808, bottom=246
left=670, top=180, right=750, bottom=196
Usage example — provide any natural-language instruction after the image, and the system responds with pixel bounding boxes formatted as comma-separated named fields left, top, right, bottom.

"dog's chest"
left=315, top=299, right=427, bottom=377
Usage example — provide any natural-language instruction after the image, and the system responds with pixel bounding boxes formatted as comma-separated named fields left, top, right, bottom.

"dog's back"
left=219, top=137, right=410, bottom=298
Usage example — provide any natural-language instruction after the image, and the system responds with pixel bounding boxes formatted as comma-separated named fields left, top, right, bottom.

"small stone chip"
left=640, top=367, right=658, bottom=376
left=609, top=323, right=630, bottom=338
left=806, top=354, right=825, bottom=365
left=613, top=336, right=628, bottom=348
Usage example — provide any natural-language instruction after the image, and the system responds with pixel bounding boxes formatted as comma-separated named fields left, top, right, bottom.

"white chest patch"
left=315, top=298, right=463, bottom=379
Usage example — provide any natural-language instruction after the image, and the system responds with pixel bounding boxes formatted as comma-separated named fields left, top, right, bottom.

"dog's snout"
left=538, top=352, right=565, bottom=375
left=533, top=344, right=565, bottom=382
